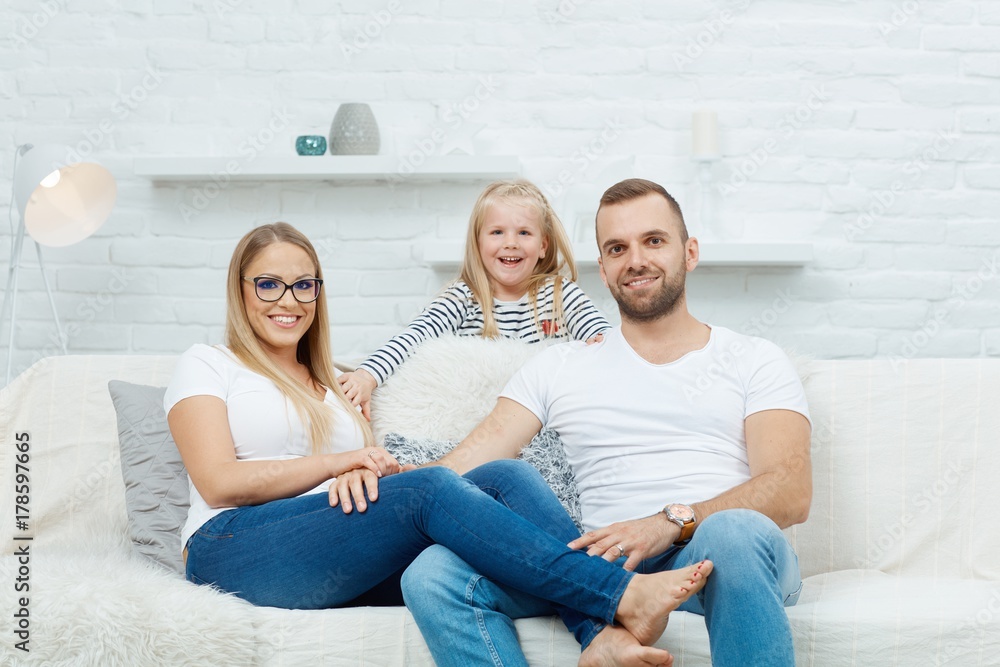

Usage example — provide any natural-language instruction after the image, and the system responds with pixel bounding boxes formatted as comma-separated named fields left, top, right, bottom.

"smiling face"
left=477, top=200, right=549, bottom=301
left=596, top=193, right=696, bottom=323
left=240, top=241, right=319, bottom=358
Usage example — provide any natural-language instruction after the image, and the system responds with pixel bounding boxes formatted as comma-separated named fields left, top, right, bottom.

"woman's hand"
left=337, top=369, right=378, bottom=419
left=352, top=446, right=401, bottom=479
left=329, top=469, right=379, bottom=513
left=329, top=447, right=401, bottom=513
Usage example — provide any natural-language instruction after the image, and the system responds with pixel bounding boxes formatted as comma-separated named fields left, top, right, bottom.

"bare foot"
left=579, top=626, right=673, bottom=667
left=614, top=560, right=713, bottom=646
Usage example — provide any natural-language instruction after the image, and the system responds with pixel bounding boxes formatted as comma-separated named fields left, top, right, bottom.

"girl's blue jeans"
left=185, top=460, right=631, bottom=625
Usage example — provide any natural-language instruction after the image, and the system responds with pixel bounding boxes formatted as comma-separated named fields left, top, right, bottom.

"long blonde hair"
left=225, top=222, right=374, bottom=453
left=459, top=180, right=577, bottom=338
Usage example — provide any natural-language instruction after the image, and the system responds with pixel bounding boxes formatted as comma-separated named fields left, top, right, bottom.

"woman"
left=165, top=222, right=710, bottom=654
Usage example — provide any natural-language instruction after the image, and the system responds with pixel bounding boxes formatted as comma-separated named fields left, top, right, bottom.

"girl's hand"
left=338, top=369, right=378, bottom=405
left=585, top=333, right=605, bottom=345
left=337, top=369, right=378, bottom=419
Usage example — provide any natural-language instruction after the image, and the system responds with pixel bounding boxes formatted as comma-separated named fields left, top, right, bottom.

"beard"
left=610, top=269, right=686, bottom=323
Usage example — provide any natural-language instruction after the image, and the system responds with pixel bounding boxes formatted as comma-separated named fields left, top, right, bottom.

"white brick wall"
left=3, top=0, right=1000, bottom=379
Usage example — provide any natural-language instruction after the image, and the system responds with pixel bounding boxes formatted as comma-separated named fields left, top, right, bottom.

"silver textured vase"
left=328, top=103, right=380, bottom=155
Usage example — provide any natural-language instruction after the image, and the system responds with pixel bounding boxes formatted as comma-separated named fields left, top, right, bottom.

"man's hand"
left=568, top=514, right=680, bottom=572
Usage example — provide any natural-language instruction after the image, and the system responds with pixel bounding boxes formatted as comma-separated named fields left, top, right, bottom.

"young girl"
left=339, top=179, right=611, bottom=415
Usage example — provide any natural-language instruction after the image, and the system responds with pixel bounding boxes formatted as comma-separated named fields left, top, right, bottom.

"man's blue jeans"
left=402, top=508, right=803, bottom=667
left=185, top=461, right=632, bottom=624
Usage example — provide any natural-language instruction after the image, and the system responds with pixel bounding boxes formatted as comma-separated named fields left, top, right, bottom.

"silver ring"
left=614, top=544, right=625, bottom=558
left=368, top=449, right=377, bottom=459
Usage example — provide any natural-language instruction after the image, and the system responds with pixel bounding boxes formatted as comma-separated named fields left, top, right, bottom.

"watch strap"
left=677, top=516, right=696, bottom=543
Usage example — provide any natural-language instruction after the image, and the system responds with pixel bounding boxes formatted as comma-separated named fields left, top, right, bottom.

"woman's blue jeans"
left=403, top=508, right=803, bottom=667
left=185, top=460, right=631, bottom=624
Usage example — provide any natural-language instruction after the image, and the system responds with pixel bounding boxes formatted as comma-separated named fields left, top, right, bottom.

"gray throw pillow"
left=107, top=381, right=189, bottom=575
left=383, top=429, right=582, bottom=531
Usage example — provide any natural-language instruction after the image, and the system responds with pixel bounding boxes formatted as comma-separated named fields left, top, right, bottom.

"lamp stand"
left=2, top=216, right=67, bottom=385
left=693, top=156, right=720, bottom=241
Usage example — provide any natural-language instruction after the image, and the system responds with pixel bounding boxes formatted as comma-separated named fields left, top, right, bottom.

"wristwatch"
left=662, top=503, right=697, bottom=545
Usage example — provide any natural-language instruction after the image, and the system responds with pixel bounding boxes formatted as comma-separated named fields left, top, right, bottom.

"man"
left=398, top=178, right=812, bottom=666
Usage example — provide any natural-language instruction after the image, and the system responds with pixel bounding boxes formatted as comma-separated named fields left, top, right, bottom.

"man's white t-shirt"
left=164, top=344, right=366, bottom=550
left=501, top=326, right=810, bottom=533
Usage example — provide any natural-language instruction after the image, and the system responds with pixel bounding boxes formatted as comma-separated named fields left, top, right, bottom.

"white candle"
left=692, top=110, right=719, bottom=158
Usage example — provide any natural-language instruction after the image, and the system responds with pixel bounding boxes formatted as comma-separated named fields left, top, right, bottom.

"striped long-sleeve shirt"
left=359, top=278, right=611, bottom=385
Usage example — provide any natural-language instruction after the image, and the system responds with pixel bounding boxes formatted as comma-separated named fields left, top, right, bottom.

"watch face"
left=669, top=504, right=694, bottom=522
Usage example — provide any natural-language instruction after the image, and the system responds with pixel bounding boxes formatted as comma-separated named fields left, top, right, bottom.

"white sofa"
left=1, top=339, right=999, bottom=666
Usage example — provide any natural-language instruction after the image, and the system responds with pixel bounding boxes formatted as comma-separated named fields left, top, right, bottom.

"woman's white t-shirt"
left=164, top=344, right=366, bottom=550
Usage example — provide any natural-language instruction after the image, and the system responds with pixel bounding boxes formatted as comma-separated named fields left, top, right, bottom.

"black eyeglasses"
left=243, top=276, right=324, bottom=303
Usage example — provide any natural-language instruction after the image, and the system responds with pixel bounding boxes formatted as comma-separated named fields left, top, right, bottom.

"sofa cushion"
left=371, top=335, right=545, bottom=443
left=787, top=570, right=1000, bottom=664
left=383, top=429, right=583, bottom=530
left=108, top=380, right=188, bottom=575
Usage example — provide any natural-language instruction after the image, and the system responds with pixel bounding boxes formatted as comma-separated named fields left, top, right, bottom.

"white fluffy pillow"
left=370, top=335, right=545, bottom=443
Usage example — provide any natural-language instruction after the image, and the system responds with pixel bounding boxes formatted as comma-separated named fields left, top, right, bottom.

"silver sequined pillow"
left=383, top=429, right=582, bottom=531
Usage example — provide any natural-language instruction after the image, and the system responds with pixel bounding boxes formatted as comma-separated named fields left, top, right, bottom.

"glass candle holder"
left=295, top=135, right=327, bottom=156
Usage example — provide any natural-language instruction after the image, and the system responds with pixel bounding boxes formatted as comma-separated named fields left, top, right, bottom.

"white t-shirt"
left=501, top=326, right=810, bottom=533
left=164, top=344, right=366, bottom=549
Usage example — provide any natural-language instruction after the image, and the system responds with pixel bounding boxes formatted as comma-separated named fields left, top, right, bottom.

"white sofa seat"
left=1, top=345, right=998, bottom=666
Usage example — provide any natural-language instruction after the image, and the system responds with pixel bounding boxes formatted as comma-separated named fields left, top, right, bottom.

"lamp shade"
left=13, top=144, right=117, bottom=247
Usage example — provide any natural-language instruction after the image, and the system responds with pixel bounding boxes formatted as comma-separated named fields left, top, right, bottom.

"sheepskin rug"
left=0, top=545, right=260, bottom=667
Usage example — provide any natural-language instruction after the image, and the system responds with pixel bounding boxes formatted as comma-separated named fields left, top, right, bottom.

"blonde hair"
left=225, top=222, right=374, bottom=453
left=459, top=180, right=577, bottom=338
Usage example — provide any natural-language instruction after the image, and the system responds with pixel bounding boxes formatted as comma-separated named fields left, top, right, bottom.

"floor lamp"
left=2, top=144, right=117, bottom=384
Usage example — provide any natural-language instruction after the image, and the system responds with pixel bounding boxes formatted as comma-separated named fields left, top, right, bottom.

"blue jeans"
left=185, top=461, right=630, bottom=624
left=403, top=508, right=803, bottom=667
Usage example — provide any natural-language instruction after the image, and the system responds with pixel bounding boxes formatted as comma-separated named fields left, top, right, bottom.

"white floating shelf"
left=422, top=242, right=813, bottom=268
left=132, top=155, right=521, bottom=182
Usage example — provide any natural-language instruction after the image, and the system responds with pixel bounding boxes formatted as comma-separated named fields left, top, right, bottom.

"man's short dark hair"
left=597, top=178, right=689, bottom=243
